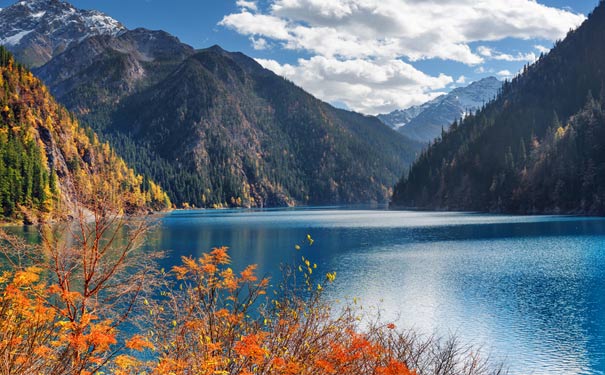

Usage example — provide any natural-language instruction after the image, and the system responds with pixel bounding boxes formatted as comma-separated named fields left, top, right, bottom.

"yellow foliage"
left=0, top=52, right=172, bottom=222
left=555, top=126, right=566, bottom=140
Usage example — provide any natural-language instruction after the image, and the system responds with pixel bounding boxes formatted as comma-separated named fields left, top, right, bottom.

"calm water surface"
left=146, top=208, right=605, bottom=375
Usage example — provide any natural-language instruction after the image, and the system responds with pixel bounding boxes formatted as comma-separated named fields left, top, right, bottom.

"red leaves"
left=376, top=359, right=417, bottom=375
left=315, top=331, right=415, bottom=375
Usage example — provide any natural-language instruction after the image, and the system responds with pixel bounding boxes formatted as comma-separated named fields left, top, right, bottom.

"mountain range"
left=392, top=1, right=605, bottom=215
left=378, top=77, right=502, bottom=143
left=10, top=0, right=596, bottom=216
left=0, top=0, right=422, bottom=209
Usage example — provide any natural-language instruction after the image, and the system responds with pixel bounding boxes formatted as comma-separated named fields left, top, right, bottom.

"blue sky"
left=1, top=0, right=600, bottom=114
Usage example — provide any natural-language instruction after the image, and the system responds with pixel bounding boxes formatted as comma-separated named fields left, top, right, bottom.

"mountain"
left=85, top=46, right=421, bottom=207
left=391, top=2, right=605, bottom=215
left=377, top=103, right=430, bottom=131
left=34, top=27, right=195, bottom=114
left=0, top=46, right=170, bottom=223
left=0, top=0, right=124, bottom=67
left=2, top=0, right=422, bottom=208
left=378, top=77, right=501, bottom=143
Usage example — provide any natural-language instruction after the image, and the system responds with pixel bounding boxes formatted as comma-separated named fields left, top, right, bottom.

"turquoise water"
left=150, top=208, right=605, bottom=375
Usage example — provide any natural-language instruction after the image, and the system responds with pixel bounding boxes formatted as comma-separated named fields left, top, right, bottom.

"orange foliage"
left=1, top=226, right=493, bottom=375
left=132, top=242, right=417, bottom=375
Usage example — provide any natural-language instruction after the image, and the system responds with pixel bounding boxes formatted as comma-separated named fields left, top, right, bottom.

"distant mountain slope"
left=0, top=0, right=125, bottom=67
left=391, top=2, right=605, bottom=215
left=377, top=103, right=430, bottom=131
left=0, top=46, right=170, bottom=223
left=378, top=77, right=501, bottom=143
left=2, top=0, right=422, bottom=208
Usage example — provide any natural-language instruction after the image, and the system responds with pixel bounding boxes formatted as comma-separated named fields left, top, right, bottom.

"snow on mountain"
left=378, top=77, right=502, bottom=143
left=0, top=0, right=125, bottom=66
left=377, top=102, right=431, bottom=129
left=0, top=29, right=34, bottom=45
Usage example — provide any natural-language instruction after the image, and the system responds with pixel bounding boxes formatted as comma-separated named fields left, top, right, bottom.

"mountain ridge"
left=0, top=0, right=125, bottom=67
left=106, top=45, right=421, bottom=207
left=33, top=27, right=195, bottom=113
left=378, top=77, right=501, bottom=143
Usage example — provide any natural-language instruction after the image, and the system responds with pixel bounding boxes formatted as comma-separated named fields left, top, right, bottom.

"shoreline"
left=5, top=203, right=604, bottom=227
left=388, top=206, right=605, bottom=218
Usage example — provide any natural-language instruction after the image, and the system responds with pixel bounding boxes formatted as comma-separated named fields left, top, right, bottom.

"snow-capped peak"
left=378, top=77, right=502, bottom=143
left=0, top=0, right=126, bottom=66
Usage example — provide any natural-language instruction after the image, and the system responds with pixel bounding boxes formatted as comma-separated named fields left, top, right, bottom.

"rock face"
left=34, top=28, right=195, bottom=111
left=378, top=77, right=502, bottom=143
left=0, top=0, right=125, bottom=67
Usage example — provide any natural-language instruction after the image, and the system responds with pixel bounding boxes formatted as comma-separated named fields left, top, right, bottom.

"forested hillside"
left=392, top=2, right=605, bottom=214
left=0, top=46, right=170, bottom=223
left=36, top=36, right=421, bottom=207
left=109, top=47, right=421, bottom=207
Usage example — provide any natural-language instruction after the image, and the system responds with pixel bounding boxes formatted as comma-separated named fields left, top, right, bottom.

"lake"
left=146, top=208, right=605, bottom=375
left=7, top=208, right=605, bottom=374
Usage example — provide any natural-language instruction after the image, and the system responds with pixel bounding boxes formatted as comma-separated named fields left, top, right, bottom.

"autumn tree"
left=0, top=167, right=161, bottom=375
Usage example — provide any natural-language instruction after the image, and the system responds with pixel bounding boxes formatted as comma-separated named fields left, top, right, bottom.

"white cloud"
left=456, top=76, right=467, bottom=84
left=222, top=0, right=584, bottom=64
left=497, top=70, right=513, bottom=78
left=221, top=0, right=585, bottom=113
left=477, top=46, right=494, bottom=58
left=250, top=36, right=269, bottom=50
left=236, top=0, right=257, bottom=11
left=256, top=56, right=452, bottom=114
left=534, top=44, right=551, bottom=54
left=477, top=46, right=537, bottom=62
left=222, top=11, right=290, bottom=40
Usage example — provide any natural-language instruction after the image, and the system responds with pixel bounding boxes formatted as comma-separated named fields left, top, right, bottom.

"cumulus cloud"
left=256, top=56, right=452, bottom=114
left=477, top=46, right=537, bottom=62
left=456, top=76, right=467, bottom=84
left=222, top=0, right=583, bottom=64
left=534, top=44, right=551, bottom=54
left=497, top=70, right=514, bottom=78
left=220, top=0, right=585, bottom=114
left=250, top=36, right=269, bottom=50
